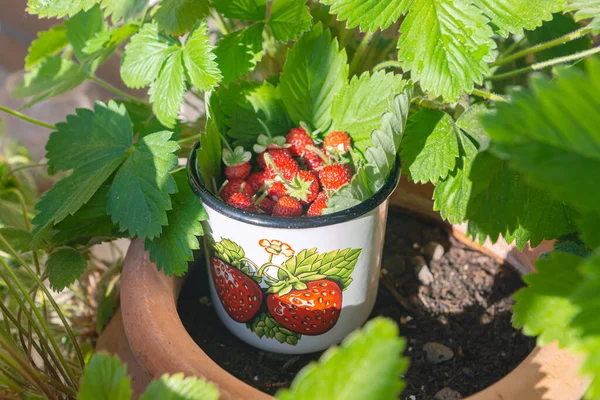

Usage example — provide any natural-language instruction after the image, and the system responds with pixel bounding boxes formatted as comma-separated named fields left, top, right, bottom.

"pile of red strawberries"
left=219, top=127, right=355, bottom=217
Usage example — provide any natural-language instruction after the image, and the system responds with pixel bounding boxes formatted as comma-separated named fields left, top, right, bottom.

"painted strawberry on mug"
left=210, top=257, right=263, bottom=323
left=266, top=280, right=342, bottom=335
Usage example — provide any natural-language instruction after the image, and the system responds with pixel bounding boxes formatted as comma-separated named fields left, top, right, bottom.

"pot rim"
left=187, top=141, right=401, bottom=229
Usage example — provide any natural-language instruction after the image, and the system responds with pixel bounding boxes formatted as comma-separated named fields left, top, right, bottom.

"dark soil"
left=178, top=208, right=535, bottom=399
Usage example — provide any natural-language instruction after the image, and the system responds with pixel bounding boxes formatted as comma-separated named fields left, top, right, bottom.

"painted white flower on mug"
left=258, top=239, right=295, bottom=258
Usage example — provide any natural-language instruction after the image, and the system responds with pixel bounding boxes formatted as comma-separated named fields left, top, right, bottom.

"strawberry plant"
left=0, top=0, right=599, bottom=398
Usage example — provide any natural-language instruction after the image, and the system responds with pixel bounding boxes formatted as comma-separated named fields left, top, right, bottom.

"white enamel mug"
left=188, top=144, right=400, bottom=354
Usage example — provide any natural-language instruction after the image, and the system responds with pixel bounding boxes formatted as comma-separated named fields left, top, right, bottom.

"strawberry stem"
left=305, top=145, right=331, bottom=164
left=263, top=153, right=291, bottom=185
left=217, top=131, right=233, bottom=152
left=216, top=179, right=229, bottom=195
left=257, top=118, right=272, bottom=139
left=254, top=190, right=269, bottom=209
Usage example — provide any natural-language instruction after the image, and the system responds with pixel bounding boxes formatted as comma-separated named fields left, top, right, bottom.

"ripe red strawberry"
left=318, top=164, right=352, bottom=191
left=303, top=147, right=328, bottom=171
left=246, top=171, right=265, bottom=195
left=226, top=192, right=258, bottom=213
left=224, top=163, right=251, bottom=180
left=267, top=181, right=288, bottom=202
left=272, top=196, right=302, bottom=217
left=258, top=197, right=276, bottom=215
left=264, top=156, right=299, bottom=181
left=307, top=192, right=328, bottom=216
left=223, top=146, right=252, bottom=180
left=323, top=131, right=351, bottom=155
left=285, top=170, right=319, bottom=205
left=286, top=127, right=313, bottom=157
left=220, top=179, right=253, bottom=201
left=266, top=280, right=342, bottom=335
left=210, top=257, right=263, bottom=323
left=257, top=148, right=292, bottom=170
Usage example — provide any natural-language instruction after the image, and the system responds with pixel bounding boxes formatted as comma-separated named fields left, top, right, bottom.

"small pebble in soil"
left=434, top=387, right=463, bottom=400
left=411, top=255, right=434, bottom=286
left=424, top=241, right=445, bottom=262
left=423, top=342, right=454, bottom=364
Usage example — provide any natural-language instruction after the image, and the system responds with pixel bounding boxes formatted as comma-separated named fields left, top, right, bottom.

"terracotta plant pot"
left=97, top=177, right=590, bottom=399
left=188, top=145, right=402, bottom=354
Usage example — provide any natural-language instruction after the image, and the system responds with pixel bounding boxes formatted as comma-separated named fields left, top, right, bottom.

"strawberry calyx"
left=306, top=144, right=350, bottom=166
left=222, top=146, right=251, bottom=167
left=253, top=118, right=290, bottom=153
left=253, top=134, right=289, bottom=154
left=264, top=154, right=318, bottom=203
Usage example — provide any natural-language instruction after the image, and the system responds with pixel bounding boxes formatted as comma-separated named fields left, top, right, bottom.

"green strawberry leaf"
left=483, top=57, right=600, bottom=213
left=118, top=100, right=178, bottom=139
left=269, top=0, right=312, bottom=42
left=215, top=81, right=293, bottom=148
left=433, top=130, right=479, bottom=224
left=46, top=102, right=132, bottom=173
left=214, top=23, right=265, bottom=85
left=330, top=71, right=406, bottom=152
left=13, top=56, right=87, bottom=109
left=401, top=109, right=460, bottom=184
left=51, top=185, right=121, bottom=245
left=100, top=0, right=148, bottom=24
left=149, top=50, right=187, bottom=128
left=27, top=0, right=97, bottom=18
left=579, top=212, right=600, bottom=249
left=477, top=0, right=566, bottom=37
left=198, top=95, right=223, bottom=186
left=64, top=5, right=105, bottom=69
left=364, top=89, right=411, bottom=193
left=324, top=171, right=371, bottom=214
left=279, top=24, right=348, bottom=132
left=466, top=151, right=578, bottom=249
left=78, top=353, right=132, bottom=400
left=107, top=131, right=179, bottom=240
left=567, top=0, right=600, bottom=33
left=83, top=23, right=140, bottom=65
left=33, top=101, right=132, bottom=235
left=145, top=170, right=207, bottom=276
left=182, top=22, right=222, bottom=91
left=318, top=0, right=410, bottom=32
left=121, top=22, right=179, bottom=89
left=211, top=0, right=267, bottom=21
left=140, top=373, right=219, bottom=400
left=398, top=0, right=494, bottom=101
left=327, top=89, right=411, bottom=214
left=25, top=24, right=69, bottom=70
left=247, top=312, right=301, bottom=345
left=47, top=247, right=87, bottom=292
left=454, top=103, right=492, bottom=149
left=513, top=251, right=584, bottom=347
left=154, top=0, right=210, bottom=36
left=570, top=252, right=600, bottom=399
left=276, top=318, right=407, bottom=400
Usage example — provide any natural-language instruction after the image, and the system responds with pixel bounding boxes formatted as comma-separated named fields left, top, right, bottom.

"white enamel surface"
left=203, top=202, right=390, bottom=354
